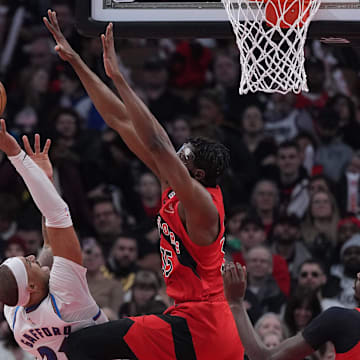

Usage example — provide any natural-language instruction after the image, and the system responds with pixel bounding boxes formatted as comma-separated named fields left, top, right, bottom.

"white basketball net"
left=222, top=0, right=321, bottom=94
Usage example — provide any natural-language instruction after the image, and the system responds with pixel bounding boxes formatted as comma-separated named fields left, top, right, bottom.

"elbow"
left=148, top=134, right=169, bottom=154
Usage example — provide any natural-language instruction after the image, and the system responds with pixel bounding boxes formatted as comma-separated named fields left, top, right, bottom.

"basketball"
left=0, top=81, right=7, bottom=116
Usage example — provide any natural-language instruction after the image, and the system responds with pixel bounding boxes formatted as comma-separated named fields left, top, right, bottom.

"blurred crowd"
left=0, top=0, right=360, bottom=359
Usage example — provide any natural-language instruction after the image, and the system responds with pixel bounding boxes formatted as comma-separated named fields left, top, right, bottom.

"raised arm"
left=102, top=24, right=219, bottom=244
left=223, top=263, right=314, bottom=360
left=0, top=120, right=82, bottom=265
left=43, top=10, right=160, bottom=178
left=22, top=135, right=54, bottom=268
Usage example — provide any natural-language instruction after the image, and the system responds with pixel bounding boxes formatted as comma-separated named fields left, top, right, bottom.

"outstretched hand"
left=0, top=119, right=21, bottom=156
left=43, top=9, right=77, bottom=62
left=23, top=134, right=53, bottom=181
left=101, top=23, right=120, bottom=78
left=223, top=262, right=247, bottom=305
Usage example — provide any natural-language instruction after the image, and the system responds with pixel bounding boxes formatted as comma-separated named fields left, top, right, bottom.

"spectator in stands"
left=271, top=214, right=311, bottom=279
left=83, top=240, right=124, bottom=317
left=49, top=107, right=100, bottom=169
left=308, top=174, right=334, bottom=197
left=58, top=63, right=92, bottom=121
left=94, top=128, right=137, bottom=208
left=3, top=236, right=27, bottom=259
left=15, top=226, right=42, bottom=257
left=331, top=234, right=360, bottom=308
left=301, top=190, right=340, bottom=249
left=194, top=88, right=256, bottom=206
left=261, top=333, right=283, bottom=349
left=251, top=179, right=280, bottom=236
left=131, top=171, right=161, bottom=225
left=141, top=56, right=187, bottom=125
left=10, top=66, right=56, bottom=135
left=297, top=259, right=341, bottom=310
left=169, top=40, right=212, bottom=91
left=224, top=204, right=249, bottom=258
left=338, top=150, right=360, bottom=216
left=135, top=218, right=161, bottom=265
left=52, top=1, right=79, bottom=48
left=213, top=52, right=259, bottom=124
left=264, top=93, right=305, bottom=144
left=0, top=151, right=26, bottom=200
left=273, top=140, right=310, bottom=218
left=167, top=114, right=192, bottom=150
left=0, top=194, right=20, bottom=260
left=0, top=193, right=19, bottom=242
left=91, top=196, right=124, bottom=255
left=26, top=37, right=55, bottom=72
left=195, top=87, right=229, bottom=129
left=240, top=105, right=278, bottom=177
left=283, top=286, right=322, bottom=336
left=295, top=58, right=329, bottom=114
left=244, top=246, right=286, bottom=323
left=335, top=215, right=360, bottom=260
left=106, top=234, right=139, bottom=293
left=295, top=131, right=317, bottom=176
left=118, top=270, right=167, bottom=318
left=50, top=135, right=92, bottom=232
left=255, top=312, right=289, bottom=341
left=328, top=93, right=360, bottom=150
left=314, top=107, right=353, bottom=183
left=232, top=215, right=290, bottom=296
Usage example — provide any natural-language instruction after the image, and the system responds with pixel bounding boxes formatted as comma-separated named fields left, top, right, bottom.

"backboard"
left=76, top=0, right=360, bottom=44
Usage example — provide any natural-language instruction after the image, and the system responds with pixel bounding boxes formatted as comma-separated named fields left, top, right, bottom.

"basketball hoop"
left=222, top=0, right=321, bottom=94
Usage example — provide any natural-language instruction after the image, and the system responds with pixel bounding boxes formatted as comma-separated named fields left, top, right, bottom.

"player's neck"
left=25, top=292, right=48, bottom=311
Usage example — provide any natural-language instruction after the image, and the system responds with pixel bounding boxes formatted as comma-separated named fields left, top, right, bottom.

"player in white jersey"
left=0, top=119, right=107, bottom=359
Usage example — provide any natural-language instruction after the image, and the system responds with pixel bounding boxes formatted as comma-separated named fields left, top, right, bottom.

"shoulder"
left=303, top=307, right=353, bottom=339
left=321, top=306, right=353, bottom=320
left=49, top=256, right=88, bottom=296
left=51, top=256, right=87, bottom=275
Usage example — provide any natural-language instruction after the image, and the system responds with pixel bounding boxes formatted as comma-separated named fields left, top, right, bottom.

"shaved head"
left=0, top=265, right=18, bottom=306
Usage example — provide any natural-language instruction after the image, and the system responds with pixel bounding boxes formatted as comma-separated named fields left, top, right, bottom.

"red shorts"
left=124, top=301, right=244, bottom=360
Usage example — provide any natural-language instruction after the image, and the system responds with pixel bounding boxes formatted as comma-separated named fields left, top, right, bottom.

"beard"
left=273, top=235, right=294, bottom=245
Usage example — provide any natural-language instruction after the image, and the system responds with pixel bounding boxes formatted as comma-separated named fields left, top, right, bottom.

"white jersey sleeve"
left=49, top=256, right=100, bottom=322
left=3, top=305, right=17, bottom=330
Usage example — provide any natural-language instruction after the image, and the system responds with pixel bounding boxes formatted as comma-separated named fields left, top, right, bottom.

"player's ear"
left=193, top=169, right=205, bottom=182
left=27, top=282, right=36, bottom=294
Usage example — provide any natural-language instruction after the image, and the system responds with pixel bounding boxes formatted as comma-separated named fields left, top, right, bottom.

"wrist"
left=112, top=71, right=125, bottom=83
left=5, top=141, right=22, bottom=157
left=229, top=300, right=244, bottom=309
left=68, top=52, right=81, bottom=66
left=7, top=147, right=23, bottom=159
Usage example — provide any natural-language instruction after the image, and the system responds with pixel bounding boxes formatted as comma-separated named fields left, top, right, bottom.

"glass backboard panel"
left=76, top=0, right=360, bottom=43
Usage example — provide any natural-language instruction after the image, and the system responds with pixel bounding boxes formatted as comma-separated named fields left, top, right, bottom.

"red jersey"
left=117, top=186, right=245, bottom=360
left=157, top=186, right=226, bottom=303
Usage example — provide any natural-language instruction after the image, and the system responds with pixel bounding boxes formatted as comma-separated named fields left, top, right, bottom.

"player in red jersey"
left=44, top=10, right=244, bottom=360
left=223, top=262, right=360, bottom=360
